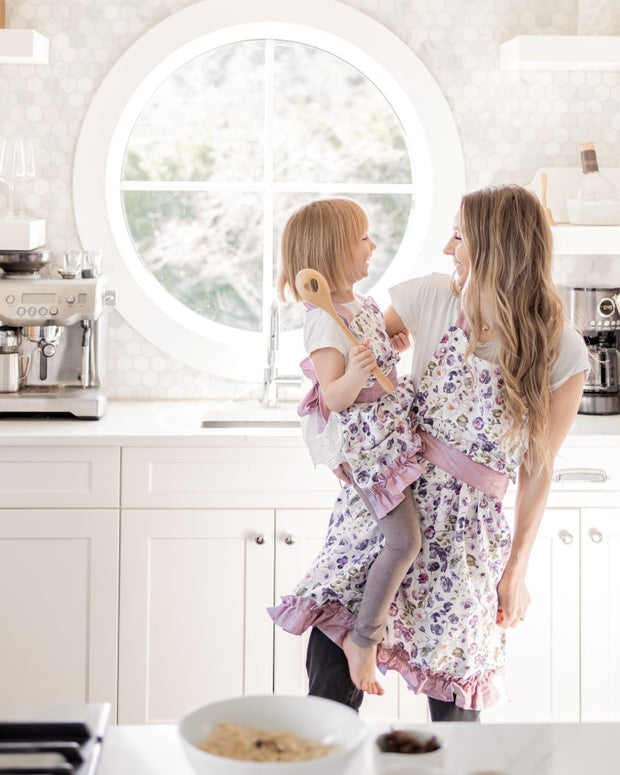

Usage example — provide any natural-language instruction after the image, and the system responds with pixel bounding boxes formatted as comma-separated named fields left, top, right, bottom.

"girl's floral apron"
left=269, top=314, right=526, bottom=710
left=298, top=295, right=423, bottom=518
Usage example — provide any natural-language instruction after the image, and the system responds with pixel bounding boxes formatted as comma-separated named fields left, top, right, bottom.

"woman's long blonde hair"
left=278, top=198, right=368, bottom=301
left=457, top=184, right=565, bottom=472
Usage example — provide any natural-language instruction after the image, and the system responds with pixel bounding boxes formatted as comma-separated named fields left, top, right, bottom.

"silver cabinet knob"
left=589, top=528, right=603, bottom=544
left=558, top=529, right=573, bottom=545
left=284, top=535, right=296, bottom=545
left=255, top=534, right=266, bottom=545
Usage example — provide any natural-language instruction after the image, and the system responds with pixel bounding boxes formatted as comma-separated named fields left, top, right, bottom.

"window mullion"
left=262, top=39, right=276, bottom=339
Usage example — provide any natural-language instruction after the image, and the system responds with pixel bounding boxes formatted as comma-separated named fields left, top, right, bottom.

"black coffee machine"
left=559, top=285, right=620, bottom=415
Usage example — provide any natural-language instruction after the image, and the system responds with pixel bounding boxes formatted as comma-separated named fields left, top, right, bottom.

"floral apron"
left=269, top=313, right=525, bottom=710
left=298, top=295, right=423, bottom=519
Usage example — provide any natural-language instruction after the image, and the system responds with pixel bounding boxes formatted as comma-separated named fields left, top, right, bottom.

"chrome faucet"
left=262, top=299, right=302, bottom=408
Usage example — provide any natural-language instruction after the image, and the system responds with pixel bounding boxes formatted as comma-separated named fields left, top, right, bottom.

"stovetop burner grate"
left=0, top=704, right=109, bottom=775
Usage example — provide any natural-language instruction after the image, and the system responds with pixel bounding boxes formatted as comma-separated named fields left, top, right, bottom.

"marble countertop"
left=0, top=399, right=619, bottom=447
left=98, top=720, right=619, bottom=775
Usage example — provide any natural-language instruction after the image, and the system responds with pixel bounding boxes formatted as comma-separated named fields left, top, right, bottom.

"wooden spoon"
left=540, top=172, right=555, bottom=225
left=295, top=268, right=395, bottom=392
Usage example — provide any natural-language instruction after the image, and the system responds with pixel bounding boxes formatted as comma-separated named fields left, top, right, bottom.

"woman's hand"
left=391, top=327, right=410, bottom=353
left=496, top=564, right=531, bottom=629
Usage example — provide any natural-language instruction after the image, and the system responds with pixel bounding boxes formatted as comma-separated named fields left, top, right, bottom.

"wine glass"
left=0, top=137, right=14, bottom=218
left=0, top=137, right=32, bottom=220
left=14, top=138, right=36, bottom=219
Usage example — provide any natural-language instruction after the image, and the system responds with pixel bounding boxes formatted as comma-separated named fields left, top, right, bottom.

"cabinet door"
left=273, top=509, right=427, bottom=723
left=0, top=509, right=119, bottom=715
left=119, top=508, right=274, bottom=724
left=581, top=508, right=620, bottom=722
left=484, top=508, right=580, bottom=723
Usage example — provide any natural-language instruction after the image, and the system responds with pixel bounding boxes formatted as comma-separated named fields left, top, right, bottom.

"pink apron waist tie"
left=297, top=356, right=398, bottom=432
left=418, top=429, right=509, bottom=501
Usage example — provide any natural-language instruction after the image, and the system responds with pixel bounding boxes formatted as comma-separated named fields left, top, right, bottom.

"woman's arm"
left=384, top=304, right=406, bottom=337
left=496, top=370, right=587, bottom=628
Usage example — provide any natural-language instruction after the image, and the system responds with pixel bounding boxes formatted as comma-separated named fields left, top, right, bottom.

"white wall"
left=1, top=0, right=619, bottom=398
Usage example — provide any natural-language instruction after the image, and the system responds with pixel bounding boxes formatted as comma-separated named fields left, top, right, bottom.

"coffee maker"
left=0, top=250, right=116, bottom=418
left=559, top=285, right=620, bottom=415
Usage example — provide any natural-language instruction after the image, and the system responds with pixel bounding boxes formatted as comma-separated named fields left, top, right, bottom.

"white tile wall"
left=1, top=0, right=619, bottom=398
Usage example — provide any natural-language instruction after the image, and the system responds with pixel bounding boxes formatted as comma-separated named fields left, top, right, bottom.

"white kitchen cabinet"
left=484, top=508, right=581, bottom=723
left=483, top=502, right=620, bottom=724
left=118, top=508, right=275, bottom=724
left=581, top=508, right=620, bottom=722
left=0, top=508, right=119, bottom=713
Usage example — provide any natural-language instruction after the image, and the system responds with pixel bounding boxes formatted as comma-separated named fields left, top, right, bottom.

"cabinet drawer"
left=545, top=441, right=620, bottom=507
left=0, top=446, right=120, bottom=508
left=121, top=446, right=339, bottom=508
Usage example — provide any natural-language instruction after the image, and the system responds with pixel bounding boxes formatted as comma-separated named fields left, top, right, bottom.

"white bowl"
left=178, top=695, right=368, bottom=775
left=373, top=727, right=446, bottom=774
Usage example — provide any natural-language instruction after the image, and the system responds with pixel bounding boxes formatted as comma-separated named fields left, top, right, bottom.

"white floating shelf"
left=500, top=35, right=620, bottom=70
left=0, top=29, right=49, bottom=64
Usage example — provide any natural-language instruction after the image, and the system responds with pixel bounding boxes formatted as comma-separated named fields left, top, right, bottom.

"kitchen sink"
left=155, top=400, right=300, bottom=431
left=201, top=418, right=300, bottom=428
left=201, top=402, right=300, bottom=429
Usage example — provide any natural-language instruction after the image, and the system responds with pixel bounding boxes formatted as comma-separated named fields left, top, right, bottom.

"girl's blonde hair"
left=456, top=184, right=565, bottom=472
left=278, top=198, right=369, bottom=301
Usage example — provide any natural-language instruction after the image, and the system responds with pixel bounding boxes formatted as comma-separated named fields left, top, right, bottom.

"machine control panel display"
left=0, top=278, right=104, bottom=325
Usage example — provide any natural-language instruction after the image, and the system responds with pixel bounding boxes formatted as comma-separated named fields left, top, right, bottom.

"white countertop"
left=98, top=720, right=619, bottom=775
left=0, top=399, right=619, bottom=446
left=0, top=400, right=305, bottom=446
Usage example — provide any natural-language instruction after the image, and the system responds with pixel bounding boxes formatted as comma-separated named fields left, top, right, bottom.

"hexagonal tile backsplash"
left=1, top=0, right=619, bottom=399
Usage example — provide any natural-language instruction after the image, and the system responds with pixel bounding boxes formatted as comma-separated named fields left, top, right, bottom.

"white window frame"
left=73, top=0, right=465, bottom=381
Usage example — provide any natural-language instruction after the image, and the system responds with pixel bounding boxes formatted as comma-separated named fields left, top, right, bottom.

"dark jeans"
left=306, top=627, right=481, bottom=722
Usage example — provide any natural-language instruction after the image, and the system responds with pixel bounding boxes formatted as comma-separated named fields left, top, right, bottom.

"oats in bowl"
left=198, top=721, right=337, bottom=761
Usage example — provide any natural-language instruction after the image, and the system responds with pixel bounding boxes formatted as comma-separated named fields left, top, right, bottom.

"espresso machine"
left=0, top=250, right=116, bottom=418
left=559, top=284, right=620, bottom=415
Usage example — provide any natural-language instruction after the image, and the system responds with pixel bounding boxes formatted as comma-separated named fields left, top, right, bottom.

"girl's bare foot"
left=342, top=633, right=384, bottom=695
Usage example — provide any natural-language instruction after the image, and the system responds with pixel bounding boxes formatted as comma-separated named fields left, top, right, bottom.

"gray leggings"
left=350, top=485, right=421, bottom=648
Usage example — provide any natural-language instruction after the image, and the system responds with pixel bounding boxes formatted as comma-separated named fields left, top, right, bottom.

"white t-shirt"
left=389, top=273, right=590, bottom=389
left=303, top=298, right=363, bottom=360
left=301, top=300, right=366, bottom=470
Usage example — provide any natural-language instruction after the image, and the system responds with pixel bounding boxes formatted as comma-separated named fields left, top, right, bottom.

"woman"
left=268, top=184, right=590, bottom=721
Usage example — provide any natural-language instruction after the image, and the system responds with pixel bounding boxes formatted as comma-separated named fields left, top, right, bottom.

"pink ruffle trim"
left=267, top=596, right=355, bottom=648
left=375, top=644, right=504, bottom=711
left=267, top=595, right=505, bottom=711
left=360, top=451, right=426, bottom=520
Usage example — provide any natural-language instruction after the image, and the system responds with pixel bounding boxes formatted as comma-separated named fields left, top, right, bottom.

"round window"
left=74, top=0, right=464, bottom=381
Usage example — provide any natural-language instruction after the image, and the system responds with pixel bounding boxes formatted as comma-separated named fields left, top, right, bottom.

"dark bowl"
left=0, top=250, right=51, bottom=274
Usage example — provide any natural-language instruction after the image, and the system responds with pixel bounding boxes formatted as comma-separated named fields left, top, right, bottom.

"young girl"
left=275, top=197, right=425, bottom=695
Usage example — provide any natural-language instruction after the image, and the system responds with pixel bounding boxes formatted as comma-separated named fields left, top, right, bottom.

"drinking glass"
left=61, top=250, right=83, bottom=278
left=82, top=249, right=103, bottom=278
